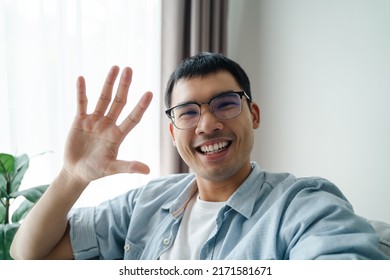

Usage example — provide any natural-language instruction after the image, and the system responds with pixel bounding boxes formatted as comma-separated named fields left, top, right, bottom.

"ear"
left=169, top=122, right=177, bottom=146
left=250, top=102, right=260, bottom=129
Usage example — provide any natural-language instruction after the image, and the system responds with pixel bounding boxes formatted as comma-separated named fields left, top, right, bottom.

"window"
left=0, top=0, right=161, bottom=206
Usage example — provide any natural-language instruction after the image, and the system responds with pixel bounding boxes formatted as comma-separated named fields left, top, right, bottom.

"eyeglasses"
left=165, top=91, right=251, bottom=130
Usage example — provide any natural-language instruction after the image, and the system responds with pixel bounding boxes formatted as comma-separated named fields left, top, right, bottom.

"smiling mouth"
left=197, top=141, right=231, bottom=155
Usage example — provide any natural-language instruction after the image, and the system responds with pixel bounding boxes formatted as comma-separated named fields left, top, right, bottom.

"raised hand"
left=63, top=66, right=153, bottom=185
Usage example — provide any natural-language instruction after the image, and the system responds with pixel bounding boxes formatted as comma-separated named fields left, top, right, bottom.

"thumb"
left=105, top=160, right=150, bottom=176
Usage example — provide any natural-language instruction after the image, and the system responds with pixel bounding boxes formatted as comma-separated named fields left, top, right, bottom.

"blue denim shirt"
left=69, top=162, right=388, bottom=259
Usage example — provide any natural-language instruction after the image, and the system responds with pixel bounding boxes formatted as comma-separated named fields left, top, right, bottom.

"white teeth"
left=200, top=141, right=229, bottom=154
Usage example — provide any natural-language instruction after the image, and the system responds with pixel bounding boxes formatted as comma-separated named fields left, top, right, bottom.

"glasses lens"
left=211, top=93, right=242, bottom=120
left=172, top=103, right=200, bottom=129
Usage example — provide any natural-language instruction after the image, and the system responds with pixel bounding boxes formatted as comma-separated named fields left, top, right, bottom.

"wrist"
left=58, top=166, right=90, bottom=193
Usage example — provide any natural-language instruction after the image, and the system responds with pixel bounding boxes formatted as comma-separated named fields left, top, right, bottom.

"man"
left=11, top=53, right=388, bottom=259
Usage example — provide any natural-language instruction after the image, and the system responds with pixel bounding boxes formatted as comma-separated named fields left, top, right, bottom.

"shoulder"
left=259, top=167, right=347, bottom=202
left=265, top=172, right=355, bottom=224
left=133, top=173, right=196, bottom=203
left=143, top=173, right=195, bottom=193
left=145, top=173, right=195, bottom=188
left=251, top=163, right=350, bottom=212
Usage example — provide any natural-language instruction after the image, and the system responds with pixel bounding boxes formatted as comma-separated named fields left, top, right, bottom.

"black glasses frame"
left=165, top=91, right=251, bottom=129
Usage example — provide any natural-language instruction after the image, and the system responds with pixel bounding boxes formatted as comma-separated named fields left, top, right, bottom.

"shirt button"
left=124, top=244, right=131, bottom=252
left=163, top=238, right=170, bottom=246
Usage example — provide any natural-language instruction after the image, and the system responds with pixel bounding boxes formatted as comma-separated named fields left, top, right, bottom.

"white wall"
left=228, top=0, right=390, bottom=223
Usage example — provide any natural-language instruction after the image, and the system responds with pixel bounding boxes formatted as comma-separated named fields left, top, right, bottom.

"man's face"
left=169, top=71, right=260, bottom=183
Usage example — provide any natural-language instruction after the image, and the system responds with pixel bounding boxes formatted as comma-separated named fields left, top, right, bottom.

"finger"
left=106, top=67, right=132, bottom=122
left=119, top=91, right=153, bottom=135
left=105, top=160, right=150, bottom=176
left=76, top=76, right=88, bottom=116
left=93, top=66, right=120, bottom=116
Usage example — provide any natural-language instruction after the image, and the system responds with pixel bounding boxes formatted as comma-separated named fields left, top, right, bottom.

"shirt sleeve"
left=68, top=189, right=141, bottom=260
left=68, top=207, right=100, bottom=259
left=280, top=178, right=388, bottom=259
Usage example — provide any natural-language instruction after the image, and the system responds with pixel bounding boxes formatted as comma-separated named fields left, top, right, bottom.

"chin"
left=196, top=165, right=240, bottom=182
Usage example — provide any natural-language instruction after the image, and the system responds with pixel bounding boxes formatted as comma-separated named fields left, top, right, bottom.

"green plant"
left=0, top=153, right=49, bottom=259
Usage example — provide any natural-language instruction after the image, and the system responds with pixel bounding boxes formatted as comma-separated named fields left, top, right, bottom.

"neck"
left=195, top=162, right=252, bottom=202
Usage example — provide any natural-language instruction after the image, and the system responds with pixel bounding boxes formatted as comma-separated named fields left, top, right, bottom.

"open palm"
left=63, top=66, right=153, bottom=184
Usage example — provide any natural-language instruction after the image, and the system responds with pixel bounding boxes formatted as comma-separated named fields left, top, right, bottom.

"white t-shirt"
left=160, top=194, right=225, bottom=259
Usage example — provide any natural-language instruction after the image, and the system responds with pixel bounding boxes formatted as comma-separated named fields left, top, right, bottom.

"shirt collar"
left=161, top=176, right=197, bottom=219
left=162, top=162, right=264, bottom=220
left=225, top=162, right=264, bottom=219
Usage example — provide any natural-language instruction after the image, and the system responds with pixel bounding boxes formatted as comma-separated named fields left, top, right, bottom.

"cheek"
left=236, top=119, right=255, bottom=147
left=173, top=131, right=193, bottom=154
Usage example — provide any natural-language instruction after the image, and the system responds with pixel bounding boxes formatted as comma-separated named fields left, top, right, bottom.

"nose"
left=195, top=106, right=223, bottom=134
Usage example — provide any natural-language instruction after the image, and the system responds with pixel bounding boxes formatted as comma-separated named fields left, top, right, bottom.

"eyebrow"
left=174, top=90, right=237, bottom=107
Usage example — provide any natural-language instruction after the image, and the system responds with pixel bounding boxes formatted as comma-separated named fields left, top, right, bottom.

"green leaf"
left=10, top=154, right=29, bottom=193
left=0, top=177, right=7, bottom=198
left=11, top=184, right=48, bottom=223
left=11, top=200, right=34, bottom=223
left=0, top=155, right=12, bottom=199
left=0, top=223, right=20, bottom=260
left=0, top=203, right=5, bottom=224
left=11, top=184, right=49, bottom=202
left=0, top=153, right=15, bottom=174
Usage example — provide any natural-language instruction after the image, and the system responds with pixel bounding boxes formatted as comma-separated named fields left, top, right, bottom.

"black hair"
left=164, top=52, right=251, bottom=108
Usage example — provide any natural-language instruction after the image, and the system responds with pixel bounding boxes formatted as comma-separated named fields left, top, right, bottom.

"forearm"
left=10, top=169, right=88, bottom=259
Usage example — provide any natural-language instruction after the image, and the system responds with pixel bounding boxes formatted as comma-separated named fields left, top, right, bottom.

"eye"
left=174, top=105, right=199, bottom=119
left=213, top=95, right=240, bottom=111
left=217, top=101, right=239, bottom=110
left=179, top=110, right=198, bottom=118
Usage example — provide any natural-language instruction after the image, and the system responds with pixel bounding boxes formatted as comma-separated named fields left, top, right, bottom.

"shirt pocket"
left=123, top=238, right=144, bottom=259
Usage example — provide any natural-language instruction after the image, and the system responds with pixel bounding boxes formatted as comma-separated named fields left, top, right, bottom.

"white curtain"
left=0, top=0, right=161, bottom=207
